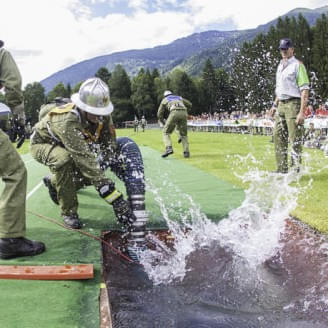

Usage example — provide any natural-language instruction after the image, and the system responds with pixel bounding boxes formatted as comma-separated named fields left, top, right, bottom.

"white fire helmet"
left=163, top=90, right=172, bottom=97
left=71, top=77, right=114, bottom=116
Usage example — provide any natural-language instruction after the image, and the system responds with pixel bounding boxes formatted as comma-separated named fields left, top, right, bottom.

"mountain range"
left=40, top=5, right=328, bottom=93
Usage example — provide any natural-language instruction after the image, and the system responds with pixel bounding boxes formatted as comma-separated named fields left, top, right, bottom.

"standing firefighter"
left=271, top=38, right=309, bottom=173
left=157, top=90, right=192, bottom=158
left=30, top=78, right=148, bottom=261
left=133, top=116, right=139, bottom=132
left=140, top=115, right=147, bottom=132
left=0, top=40, right=45, bottom=259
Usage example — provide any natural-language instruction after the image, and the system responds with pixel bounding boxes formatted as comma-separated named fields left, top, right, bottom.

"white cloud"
left=127, top=0, right=148, bottom=10
left=184, top=0, right=325, bottom=30
left=0, top=0, right=325, bottom=86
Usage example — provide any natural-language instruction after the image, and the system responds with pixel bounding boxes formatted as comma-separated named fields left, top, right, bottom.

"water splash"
left=141, top=176, right=221, bottom=285
left=219, top=154, right=305, bottom=268
left=141, top=155, right=309, bottom=286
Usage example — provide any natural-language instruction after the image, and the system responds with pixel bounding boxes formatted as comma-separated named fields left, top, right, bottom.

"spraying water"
left=104, top=153, right=328, bottom=327
left=141, top=154, right=308, bottom=285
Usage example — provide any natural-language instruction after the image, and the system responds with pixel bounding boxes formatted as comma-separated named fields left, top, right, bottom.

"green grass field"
left=18, top=128, right=328, bottom=233
left=6, top=128, right=325, bottom=328
left=116, top=128, right=328, bottom=233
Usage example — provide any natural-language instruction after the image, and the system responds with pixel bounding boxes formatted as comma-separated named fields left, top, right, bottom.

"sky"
left=1, top=0, right=327, bottom=86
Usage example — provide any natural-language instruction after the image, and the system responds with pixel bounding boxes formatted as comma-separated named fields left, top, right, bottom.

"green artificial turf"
left=0, top=155, right=103, bottom=328
left=117, top=128, right=328, bottom=233
left=3, top=128, right=324, bottom=327
left=1, top=137, right=245, bottom=328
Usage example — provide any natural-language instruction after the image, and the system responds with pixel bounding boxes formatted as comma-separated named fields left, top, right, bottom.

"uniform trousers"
left=0, top=129, right=26, bottom=237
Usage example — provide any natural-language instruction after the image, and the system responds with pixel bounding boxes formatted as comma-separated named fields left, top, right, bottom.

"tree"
left=153, top=75, right=167, bottom=106
left=47, top=82, right=69, bottom=103
left=168, top=69, right=200, bottom=114
left=151, top=68, right=160, bottom=80
left=200, top=59, right=217, bottom=113
left=66, top=83, right=72, bottom=98
left=109, top=65, right=131, bottom=99
left=95, top=67, right=111, bottom=84
left=215, top=68, right=235, bottom=112
left=23, top=82, right=46, bottom=124
left=131, top=68, right=157, bottom=119
left=72, top=81, right=83, bottom=93
left=231, top=34, right=278, bottom=113
left=312, top=14, right=328, bottom=101
left=108, top=65, right=133, bottom=123
left=294, top=14, right=312, bottom=70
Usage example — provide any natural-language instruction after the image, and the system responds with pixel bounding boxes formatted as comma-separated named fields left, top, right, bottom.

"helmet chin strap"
left=79, top=110, right=104, bottom=142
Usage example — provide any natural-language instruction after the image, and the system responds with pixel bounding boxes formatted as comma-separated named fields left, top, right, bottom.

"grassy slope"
left=116, top=129, right=328, bottom=233
left=19, top=129, right=327, bottom=232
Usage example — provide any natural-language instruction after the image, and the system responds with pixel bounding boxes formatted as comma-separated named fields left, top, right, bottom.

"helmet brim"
left=71, top=93, right=114, bottom=116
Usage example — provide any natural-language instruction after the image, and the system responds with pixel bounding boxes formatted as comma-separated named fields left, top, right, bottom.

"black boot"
left=162, top=146, right=173, bottom=158
left=0, top=237, right=45, bottom=259
left=62, top=214, right=82, bottom=229
left=183, top=151, right=190, bottom=158
left=43, top=176, right=59, bottom=205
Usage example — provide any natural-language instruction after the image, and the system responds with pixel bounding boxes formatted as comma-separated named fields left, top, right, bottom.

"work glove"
left=112, top=196, right=136, bottom=227
left=98, top=183, right=136, bottom=227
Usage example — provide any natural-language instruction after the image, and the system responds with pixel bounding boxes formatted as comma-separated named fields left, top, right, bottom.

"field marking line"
left=23, top=159, right=34, bottom=165
left=27, top=181, right=43, bottom=200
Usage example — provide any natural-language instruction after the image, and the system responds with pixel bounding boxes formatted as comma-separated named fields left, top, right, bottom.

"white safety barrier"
left=187, top=118, right=328, bottom=133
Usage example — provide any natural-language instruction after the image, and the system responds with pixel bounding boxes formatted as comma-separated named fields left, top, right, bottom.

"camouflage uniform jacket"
left=0, top=47, right=23, bottom=109
left=157, top=95, right=192, bottom=124
left=0, top=47, right=25, bottom=127
left=32, top=103, right=117, bottom=188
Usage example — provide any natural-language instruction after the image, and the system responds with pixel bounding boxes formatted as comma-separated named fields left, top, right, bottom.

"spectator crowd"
left=187, top=102, right=328, bottom=157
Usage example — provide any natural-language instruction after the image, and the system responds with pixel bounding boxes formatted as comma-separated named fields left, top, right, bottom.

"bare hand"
left=269, top=106, right=276, bottom=117
left=295, top=112, right=305, bottom=125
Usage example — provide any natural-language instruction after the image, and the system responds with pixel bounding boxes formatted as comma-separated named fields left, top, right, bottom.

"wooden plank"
left=100, top=282, right=112, bottom=328
left=0, top=264, right=94, bottom=280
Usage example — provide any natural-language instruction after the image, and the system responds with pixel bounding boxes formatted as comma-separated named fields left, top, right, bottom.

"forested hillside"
left=21, top=10, right=328, bottom=125
left=40, top=6, right=328, bottom=93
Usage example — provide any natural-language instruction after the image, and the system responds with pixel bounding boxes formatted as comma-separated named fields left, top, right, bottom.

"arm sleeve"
left=157, top=100, right=166, bottom=122
left=297, top=63, right=310, bottom=91
left=182, top=98, right=192, bottom=111
left=0, top=49, right=23, bottom=109
left=99, top=115, right=118, bottom=163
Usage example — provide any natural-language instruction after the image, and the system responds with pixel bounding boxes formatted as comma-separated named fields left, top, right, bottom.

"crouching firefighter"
left=30, top=78, right=148, bottom=261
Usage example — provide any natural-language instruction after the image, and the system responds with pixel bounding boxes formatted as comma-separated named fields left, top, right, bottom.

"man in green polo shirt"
left=271, top=38, right=310, bottom=173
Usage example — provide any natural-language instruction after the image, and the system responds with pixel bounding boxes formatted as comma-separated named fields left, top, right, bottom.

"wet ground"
left=102, top=219, right=328, bottom=328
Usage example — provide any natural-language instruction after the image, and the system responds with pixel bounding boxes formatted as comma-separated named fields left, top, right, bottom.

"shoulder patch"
left=49, top=103, right=75, bottom=115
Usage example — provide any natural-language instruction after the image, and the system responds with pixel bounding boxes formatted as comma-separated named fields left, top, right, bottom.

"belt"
left=279, top=97, right=300, bottom=103
left=171, top=108, right=186, bottom=112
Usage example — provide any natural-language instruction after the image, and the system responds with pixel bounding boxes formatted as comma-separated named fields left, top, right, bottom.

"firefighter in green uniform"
left=271, top=38, right=309, bottom=173
left=157, top=90, right=192, bottom=158
left=30, top=78, right=141, bottom=237
left=0, top=40, right=45, bottom=259
left=133, top=116, right=139, bottom=132
left=140, top=115, right=146, bottom=132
